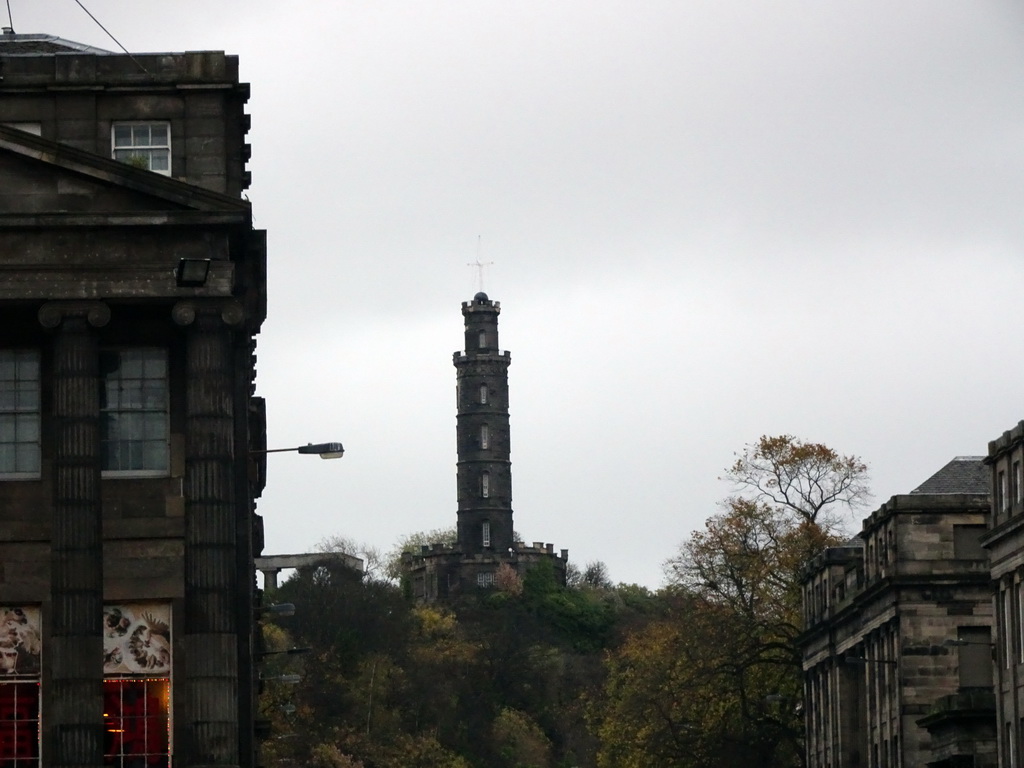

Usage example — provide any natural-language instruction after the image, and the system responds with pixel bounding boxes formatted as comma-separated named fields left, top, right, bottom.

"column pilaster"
left=173, top=299, right=245, bottom=768
left=39, top=300, right=109, bottom=768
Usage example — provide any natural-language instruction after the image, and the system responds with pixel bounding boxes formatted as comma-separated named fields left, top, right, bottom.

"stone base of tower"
left=402, top=541, right=568, bottom=602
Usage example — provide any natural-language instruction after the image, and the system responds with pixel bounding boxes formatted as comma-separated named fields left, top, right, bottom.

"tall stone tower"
left=402, top=293, right=567, bottom=601
left=454, top=292, right=514, bottom=556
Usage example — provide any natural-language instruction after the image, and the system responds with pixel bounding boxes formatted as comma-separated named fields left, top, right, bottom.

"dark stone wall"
left=0, top=50, right=250, bottom=195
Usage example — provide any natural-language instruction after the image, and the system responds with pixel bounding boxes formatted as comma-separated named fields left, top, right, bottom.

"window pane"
left=0, top=444, right=14, bottom=473
left=14, top=446, right=39, bottom=474
left=150, top=151, right=169, bottom=172
left=15, top=415, right=37, bottom=443
left=150, top=125, right=168, bottom=145
left=113, top=125, right=132, bottom=146
left=131, top=125, right=150, bottom=145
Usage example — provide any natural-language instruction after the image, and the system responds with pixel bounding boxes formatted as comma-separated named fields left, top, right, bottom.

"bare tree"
left=724, top=435, right=870, bottom=528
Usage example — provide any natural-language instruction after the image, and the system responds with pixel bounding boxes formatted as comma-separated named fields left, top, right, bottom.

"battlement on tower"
left=453, top=350, right=511, bottom=363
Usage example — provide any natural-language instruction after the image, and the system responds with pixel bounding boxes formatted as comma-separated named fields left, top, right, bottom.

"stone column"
left=39, top=300, right=110, bottom=768
left=173, top=300, right=245, bottom=768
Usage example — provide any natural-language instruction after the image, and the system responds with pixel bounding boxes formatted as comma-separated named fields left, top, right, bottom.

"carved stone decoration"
left=172, top=298, right=245, bottom=328
left=38, top=300, right=111, bottom=329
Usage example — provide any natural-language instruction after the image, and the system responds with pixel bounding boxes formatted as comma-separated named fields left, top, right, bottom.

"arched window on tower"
left=480, top=424, right=490, bottom=450
left=481, top=471, right=490, bottom=498
left=482, top=521, right=491, bottom=548
left=479, top=384, right=488, bottom=405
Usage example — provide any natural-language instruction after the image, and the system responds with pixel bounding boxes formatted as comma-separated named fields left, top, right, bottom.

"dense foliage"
left=257, top=435, right=868, bottom=768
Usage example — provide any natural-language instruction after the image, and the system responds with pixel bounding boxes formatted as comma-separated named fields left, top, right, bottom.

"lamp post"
left=249, top=440, right=343, bottom=766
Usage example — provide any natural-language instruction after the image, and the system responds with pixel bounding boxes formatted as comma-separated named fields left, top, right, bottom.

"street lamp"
left=257, top=442, right=344, bottom=460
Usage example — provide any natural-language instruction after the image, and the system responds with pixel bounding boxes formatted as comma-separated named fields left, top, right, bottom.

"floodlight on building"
left=175, top=258, right=211, bottom=287
left=257, top=442, right=345, bottom=460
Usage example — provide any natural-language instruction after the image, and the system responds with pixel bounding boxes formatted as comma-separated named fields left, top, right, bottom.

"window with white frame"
left=1000, top=470, right=1010, bottom=514
left=112, top=123, right=171, bottom=175
left=479, top=384, right=488, bottom=405
left=480, top=424, right=490, bottom=450
left=0, top=351, right=40, bottom=477
left=99, top=350, right=168, bottom=474
left=481, top=471, right=490, bottom=498
left=482, top=521, right=491, bottom=548
left=1016, top=460, right=1023, bottom=506
left=0, top=606, right=41, bottom=767
left=476, top=572, right=495, bottom=588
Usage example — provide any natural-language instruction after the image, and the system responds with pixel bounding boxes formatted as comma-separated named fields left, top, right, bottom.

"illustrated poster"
left=103, top=603, right=171, bottom=675
left=0, top=606, right=40, bottom=677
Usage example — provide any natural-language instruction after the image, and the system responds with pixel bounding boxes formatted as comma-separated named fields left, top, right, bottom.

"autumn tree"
left=596, top=436, right=869, bottom=768
left=725, top=434, right=870, bottom=528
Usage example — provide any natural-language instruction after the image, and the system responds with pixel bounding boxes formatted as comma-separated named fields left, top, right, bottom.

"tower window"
left=480, top=424, right=490, bottom=450
left=478, top=331, right=487, bottom=349
left=481, top=471, right=490, bottom=498
left=480, top=384, right=488, bottom=405
left=0, top=350, right=41, bottom=477
left=112, top=122, right=171, bottom=175
left=482, top=521, right=491, bottom=548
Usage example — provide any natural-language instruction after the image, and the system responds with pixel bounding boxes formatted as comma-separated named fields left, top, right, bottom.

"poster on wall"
left=103, top=603, right=171, bottom=675
left=0, top=606, right=40, bottom=677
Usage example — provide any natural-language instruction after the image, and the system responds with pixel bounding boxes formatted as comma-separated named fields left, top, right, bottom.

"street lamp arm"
left=254, top=442, right=345, bottom=459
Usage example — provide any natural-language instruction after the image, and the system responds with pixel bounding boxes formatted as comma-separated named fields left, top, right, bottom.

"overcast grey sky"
left=15, top=1, right=1024, bottom=587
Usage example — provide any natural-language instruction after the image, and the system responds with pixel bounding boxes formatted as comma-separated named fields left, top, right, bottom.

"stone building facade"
left=0, top=30, right=265, bottom=768
left=800, top=458, right=994, bottom=768
left=983, top=421, right=1024, bottom=768
left=403, top=293, right=567, bottom=600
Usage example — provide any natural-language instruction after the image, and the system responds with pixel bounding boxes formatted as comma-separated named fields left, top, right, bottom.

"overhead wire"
left=71, top=0, right=149, bottom=73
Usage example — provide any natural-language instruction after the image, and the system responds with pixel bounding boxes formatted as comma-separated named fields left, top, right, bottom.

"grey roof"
left=910, top=456, right=989, bottom=495
left=0, top=32, right=111, bottom=55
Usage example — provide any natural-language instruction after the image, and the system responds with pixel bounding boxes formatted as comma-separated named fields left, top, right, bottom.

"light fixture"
left=175, top=258, right=211, bottom=287
left=258, top=442, right=344, bottom=460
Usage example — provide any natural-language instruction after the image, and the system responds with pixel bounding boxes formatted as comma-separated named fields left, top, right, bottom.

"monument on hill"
left=403, top=293, right=567, bottom=600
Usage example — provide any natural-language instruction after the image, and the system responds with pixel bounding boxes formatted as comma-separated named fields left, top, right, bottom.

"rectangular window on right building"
left=112, top=123, right=171, bottom=175
left=0, top=351, right=40, bottom=478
